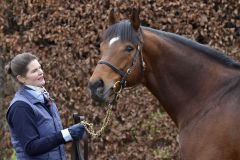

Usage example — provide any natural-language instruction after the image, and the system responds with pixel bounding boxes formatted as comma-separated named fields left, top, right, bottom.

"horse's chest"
left=178, top=112, right=240, bottom=160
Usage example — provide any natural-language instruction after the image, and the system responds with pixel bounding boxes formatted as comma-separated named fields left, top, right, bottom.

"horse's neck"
left=142, top=30, right=239, bottom=128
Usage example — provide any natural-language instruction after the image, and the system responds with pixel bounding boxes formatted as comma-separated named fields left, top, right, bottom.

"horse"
left=88, top=8, right=240, bottom=160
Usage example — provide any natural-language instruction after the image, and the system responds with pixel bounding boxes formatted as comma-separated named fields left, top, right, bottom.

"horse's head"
left=89, top=8, right=145, bottom=103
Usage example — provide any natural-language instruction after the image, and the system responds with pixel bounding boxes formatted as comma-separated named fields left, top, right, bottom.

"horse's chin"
left=91, top=94, right=107, bottom=104
left=90, top=88, right=115, bottom=106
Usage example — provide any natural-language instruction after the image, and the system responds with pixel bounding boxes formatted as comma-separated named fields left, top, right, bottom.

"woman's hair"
left=5, top=52, right=37, bottom=78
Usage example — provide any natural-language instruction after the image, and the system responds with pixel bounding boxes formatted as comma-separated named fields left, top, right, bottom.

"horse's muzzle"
left=88, top=79, right=106, bottom=103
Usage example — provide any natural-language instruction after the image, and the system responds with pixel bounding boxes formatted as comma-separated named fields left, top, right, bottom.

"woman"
left=5, top=52, right=85, bottom=160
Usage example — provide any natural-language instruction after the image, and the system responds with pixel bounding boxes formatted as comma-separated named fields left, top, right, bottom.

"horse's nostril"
left=97, top=79, right=104, bottom=87
left=89, top=79, right=104, bottom=92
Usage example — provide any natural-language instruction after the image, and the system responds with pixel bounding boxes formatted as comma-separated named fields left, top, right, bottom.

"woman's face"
left=17, top=59, right=45, bottom=87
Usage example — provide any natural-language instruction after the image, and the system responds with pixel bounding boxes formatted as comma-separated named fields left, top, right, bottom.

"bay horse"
left=88, top=8, right=240, bottom=160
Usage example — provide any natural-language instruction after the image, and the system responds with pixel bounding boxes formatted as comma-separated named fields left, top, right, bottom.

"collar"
left=19, top=85, right=52, bottom=104
left=25, top=85, right=45, bottom=92
left=18, top=86, right=43, bottom=104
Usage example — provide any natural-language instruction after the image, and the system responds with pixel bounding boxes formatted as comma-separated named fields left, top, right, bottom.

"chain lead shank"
left=80, top=104, right=113, bottom=138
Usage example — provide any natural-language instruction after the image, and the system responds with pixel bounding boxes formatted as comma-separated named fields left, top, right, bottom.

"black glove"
left=68, top=124, right=85, bottom=140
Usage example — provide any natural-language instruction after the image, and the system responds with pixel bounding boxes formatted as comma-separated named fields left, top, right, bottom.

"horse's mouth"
left=90, top=87, right=116, bottom=105
left=91, top=93, right=106, bottom=104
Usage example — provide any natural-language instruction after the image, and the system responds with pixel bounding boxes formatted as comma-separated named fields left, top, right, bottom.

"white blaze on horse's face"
left=109, top=37, right=120, bottom=46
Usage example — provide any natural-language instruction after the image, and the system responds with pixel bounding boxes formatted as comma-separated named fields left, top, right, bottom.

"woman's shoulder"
left=8, top=101, right=32, bottom=112
left=7, top=101, right=33, bottom=116
left=11, top=100, right=32, bottom=109
left=8, top=101, right=33, bottom=114
left=6, top=101, right=34, bottom=125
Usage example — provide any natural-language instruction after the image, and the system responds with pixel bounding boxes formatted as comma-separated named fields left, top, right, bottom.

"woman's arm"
left=7, top=101, right=65, bottom=156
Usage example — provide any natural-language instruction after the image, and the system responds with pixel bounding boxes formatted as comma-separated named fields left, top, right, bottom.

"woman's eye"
left=125, top=46, right=134, bottom=52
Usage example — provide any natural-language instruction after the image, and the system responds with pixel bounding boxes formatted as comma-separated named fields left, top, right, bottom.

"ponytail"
left=5, top=62, right=12, bottom=75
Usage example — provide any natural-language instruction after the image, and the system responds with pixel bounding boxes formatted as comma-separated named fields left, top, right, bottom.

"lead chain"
left=80, top=104, right=113, bottom=138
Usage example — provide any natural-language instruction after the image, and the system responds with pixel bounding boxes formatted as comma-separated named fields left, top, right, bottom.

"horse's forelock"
left=102, top=20, right=140, bottom=45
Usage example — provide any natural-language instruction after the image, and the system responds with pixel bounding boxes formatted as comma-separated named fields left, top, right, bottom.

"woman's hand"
left=68, top=124, right=85, bottom=140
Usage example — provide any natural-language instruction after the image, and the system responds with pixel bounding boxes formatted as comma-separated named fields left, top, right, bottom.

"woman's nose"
left=39, top=68, right=44, bottom=74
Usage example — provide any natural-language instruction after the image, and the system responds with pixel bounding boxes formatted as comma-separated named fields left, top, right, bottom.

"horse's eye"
left=125, top=46, right=134, bottom=52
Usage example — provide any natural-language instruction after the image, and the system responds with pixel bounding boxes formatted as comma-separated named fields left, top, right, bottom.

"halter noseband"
left=98, top=37, right=145, bottom=94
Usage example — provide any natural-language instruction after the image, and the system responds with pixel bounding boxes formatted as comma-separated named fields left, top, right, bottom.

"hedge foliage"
left=0, top=0, right=239, bottom=159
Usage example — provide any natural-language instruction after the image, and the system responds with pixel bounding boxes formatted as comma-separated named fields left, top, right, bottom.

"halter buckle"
left=127, top=68, right=131, bottom=74
left=113, top=81, right=122, bottom=93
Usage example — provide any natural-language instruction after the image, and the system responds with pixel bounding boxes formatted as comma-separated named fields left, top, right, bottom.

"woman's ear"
left=17, top=75, right=26, bottom=84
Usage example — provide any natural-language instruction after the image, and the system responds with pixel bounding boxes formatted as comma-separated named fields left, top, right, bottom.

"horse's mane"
left=102, top=20, right=240, bottom=69
left=143, top=26, right=240, bottom=69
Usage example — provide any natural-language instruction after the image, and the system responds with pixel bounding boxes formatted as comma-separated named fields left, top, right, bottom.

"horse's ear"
left=109, top=9, right=116, bottom=25
left=130, top=7, right=141, bottom=31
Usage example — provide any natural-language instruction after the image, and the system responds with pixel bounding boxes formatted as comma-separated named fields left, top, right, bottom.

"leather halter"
left=98, top=32, right=145, bottom=93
